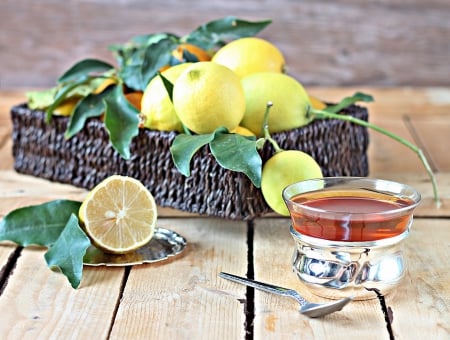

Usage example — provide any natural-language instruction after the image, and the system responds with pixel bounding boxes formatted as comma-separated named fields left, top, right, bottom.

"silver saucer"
left=83, top=227, right=187, bottom=266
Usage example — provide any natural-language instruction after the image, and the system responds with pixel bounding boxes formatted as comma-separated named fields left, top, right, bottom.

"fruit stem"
left=309, top=107, right=441, bottom=207
left=262, top=101, right=283, bottom=153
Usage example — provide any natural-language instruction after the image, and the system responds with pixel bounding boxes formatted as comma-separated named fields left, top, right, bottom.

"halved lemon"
left=79, top=175, right=157, bottom=254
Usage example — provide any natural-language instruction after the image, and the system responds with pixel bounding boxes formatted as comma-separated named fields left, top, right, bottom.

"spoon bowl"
left=219, top=272, right=352, bottom=318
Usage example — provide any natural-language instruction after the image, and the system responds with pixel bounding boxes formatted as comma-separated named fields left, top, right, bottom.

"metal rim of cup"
left=282, top=176, right=422, bottom=218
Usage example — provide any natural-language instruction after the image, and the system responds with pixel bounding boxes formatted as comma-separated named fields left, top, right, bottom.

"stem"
left=262, top=102, right=283, bottom=153
left=310, top=107, right=441, bottom=206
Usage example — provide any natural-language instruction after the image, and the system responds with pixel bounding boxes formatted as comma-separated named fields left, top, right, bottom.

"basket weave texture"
left=11, top=103, right=369, bottom=220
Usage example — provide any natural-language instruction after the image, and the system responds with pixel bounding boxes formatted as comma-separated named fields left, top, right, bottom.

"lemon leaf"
left=170, top=132, right=217, bottom=176
left=158, top=71, right=174, bottom=102
left=44, top=214, right=91, bottom=289
left=58, top=58, right=114, bottom=83
left=0, top=200, right=81, bottom=247
left=141, top=38, right=178, bottom=89
left=104, top=85, right=140, bottom=159
left=185, top=16, right=272, bottom=50
left=65, top=86, right=115, bottom=139
left=324, top=92, right=374, bottom=113
left=210, top=132, right=262, bottom=187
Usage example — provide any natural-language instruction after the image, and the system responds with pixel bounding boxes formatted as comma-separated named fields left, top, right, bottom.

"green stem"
left=261, top=102, right=283, bottom=153
left=309, top=107, right=441, bottom=206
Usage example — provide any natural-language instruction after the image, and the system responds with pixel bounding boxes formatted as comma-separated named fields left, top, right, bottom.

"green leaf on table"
left=324, top=92, right=374, bottom=113
left=65, top=85, right=115, bottom=139
left=0, top=200, right=82, bottom=247
left=170, top=131, right=218, bottom=176
left=104, top=85, right=140, bottom=159
left=184, top=16, right=272, bottom=50
left=210, top=132, right=262, bottom=187
left=44, top=214, right=91, bottom=289
left=58, top=58, right=115, bottom=83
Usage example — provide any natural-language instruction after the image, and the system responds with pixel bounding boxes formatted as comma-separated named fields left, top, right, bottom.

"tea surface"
left=289, top=189, right=414, bottom=241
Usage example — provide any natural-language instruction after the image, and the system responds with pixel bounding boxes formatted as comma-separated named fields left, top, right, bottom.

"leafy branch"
left=308, top=94, right=440, bottom=206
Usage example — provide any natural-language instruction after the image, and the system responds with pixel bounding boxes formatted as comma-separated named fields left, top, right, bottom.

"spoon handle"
left=219, top=272, right=307, bottom=305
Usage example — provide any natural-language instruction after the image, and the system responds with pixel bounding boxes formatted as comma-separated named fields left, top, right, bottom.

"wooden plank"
left=1, top=1, right=449, bottom=87
left=0, top=170, right=198, bottom=219
left=391, top=218, right=450, bottom=339
left=109, top=218, right=248, bottom=339
left=408, top=113, right=450, bottom=172
left=0, top=247, right=125, bottom=339
left=308, top=87, right=450, bottom=118
left=252, top=218, right=387, bottom=339
left=252, top=218, right=450, bottom=339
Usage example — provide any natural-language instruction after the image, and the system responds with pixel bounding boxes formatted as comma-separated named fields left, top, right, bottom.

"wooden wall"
left=0, top=0, right=449, bottom=88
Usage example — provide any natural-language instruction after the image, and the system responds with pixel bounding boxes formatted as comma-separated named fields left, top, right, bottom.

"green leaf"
left=45, top=77, right=91, bottom=123
left=210, top=132, right=262, bottom=187
left=0, top=200, right=82, bottom=247
left=141, top=38, right=178, bottom=89
left=104, top=85, right=140, bottom=159
left=58, top=58, right=115, bottom=83
left=158, top=72, right=174, bottom=102
left=324, top=92, right=374, bottom=114
left=26, top=88, right=58, bottom=110
left=184, top=16, right=272, bottom=50
left=170, top=131, right=217, bottom=176
left=44, top=214, right=91, bottom=289
left=65, top=85, right=115, bottom=139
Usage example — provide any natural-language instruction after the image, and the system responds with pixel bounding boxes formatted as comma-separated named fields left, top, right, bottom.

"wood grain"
left=1, top=87, right=449, bottom=339
left=0, top=1, right=449, bottom=88
left=252, top=217, right=450, bottom=339
left=0, top=248, right=125, bottom=339
left=109, top=218, right=248, bottom=339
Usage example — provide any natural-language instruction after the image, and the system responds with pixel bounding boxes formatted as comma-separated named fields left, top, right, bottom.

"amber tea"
left=283, top=178, right=421, bottom=243
left=289, top=189, right=415, bottom=242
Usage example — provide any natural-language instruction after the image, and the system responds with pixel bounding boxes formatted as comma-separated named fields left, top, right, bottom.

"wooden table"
left=0, top=87, right=449, bottom=339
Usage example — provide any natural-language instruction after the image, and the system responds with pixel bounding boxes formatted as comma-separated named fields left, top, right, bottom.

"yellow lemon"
left=159, top=43, right=212, bottom=72
left=230, top=126, right=256, bottom=137
left=261, top=150, right=323, bottom=216
left=240, top=72, right=313, bottom=136
left=79, top=175, right=157, bottom=254
left=212, top=37, right=285, bottom=78
left=172, top=62, right=245, bottom=134
left=141, top=63, right=192, bottom=132
left=53, top=97, right=81, bottom=116
left=309, top=95, right=327, bottom=110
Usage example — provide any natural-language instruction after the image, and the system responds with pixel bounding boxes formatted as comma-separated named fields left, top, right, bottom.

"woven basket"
left=11, top=103, right=369, bottom=220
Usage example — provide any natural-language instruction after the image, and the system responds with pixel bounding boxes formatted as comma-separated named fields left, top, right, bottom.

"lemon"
left=141, top=63, right=192, bottom=132
left=230, top=126, right=256, bottom=137
left=52, top=97, right=81, bottom=116
left=261, top=150, right=323, bottom=216
left=309, top=95, right=327, bottom=110
left=172, top=62, right=245, bottom=134
left=240, top=72, right=313, bottom=136
left=159, top=43, right=212, bottom=72
left=79, top=175, right=157, bottom=254
left=212, top=37, right=285, bottom=78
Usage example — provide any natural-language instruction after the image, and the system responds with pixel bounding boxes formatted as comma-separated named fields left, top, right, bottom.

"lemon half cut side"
left=79, top=175, right=157, bottom=254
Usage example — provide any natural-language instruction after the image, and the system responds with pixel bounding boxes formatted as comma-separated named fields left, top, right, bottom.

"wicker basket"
left=11, top=103, right=369, bottom=220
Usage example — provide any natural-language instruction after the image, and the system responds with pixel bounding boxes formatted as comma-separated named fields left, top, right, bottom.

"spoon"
left=219, top=272, right=352, bottom=318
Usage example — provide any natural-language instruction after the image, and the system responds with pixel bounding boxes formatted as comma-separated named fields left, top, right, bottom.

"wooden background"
left=0, top=0, right=449, bottom=89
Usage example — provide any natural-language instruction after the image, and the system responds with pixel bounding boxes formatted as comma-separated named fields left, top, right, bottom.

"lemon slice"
left=79, top=175, right=157, bottom=254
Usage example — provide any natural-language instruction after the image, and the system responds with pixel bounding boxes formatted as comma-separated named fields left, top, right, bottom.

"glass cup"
left=282, top=177, right=421, bottom=300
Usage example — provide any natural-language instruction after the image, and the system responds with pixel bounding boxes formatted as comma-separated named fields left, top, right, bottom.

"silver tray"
left=83, top=227, right=186, bottom=266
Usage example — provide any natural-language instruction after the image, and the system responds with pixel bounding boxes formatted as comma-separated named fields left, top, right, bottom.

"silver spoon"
left=219, top=272, right=352, bottom=318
